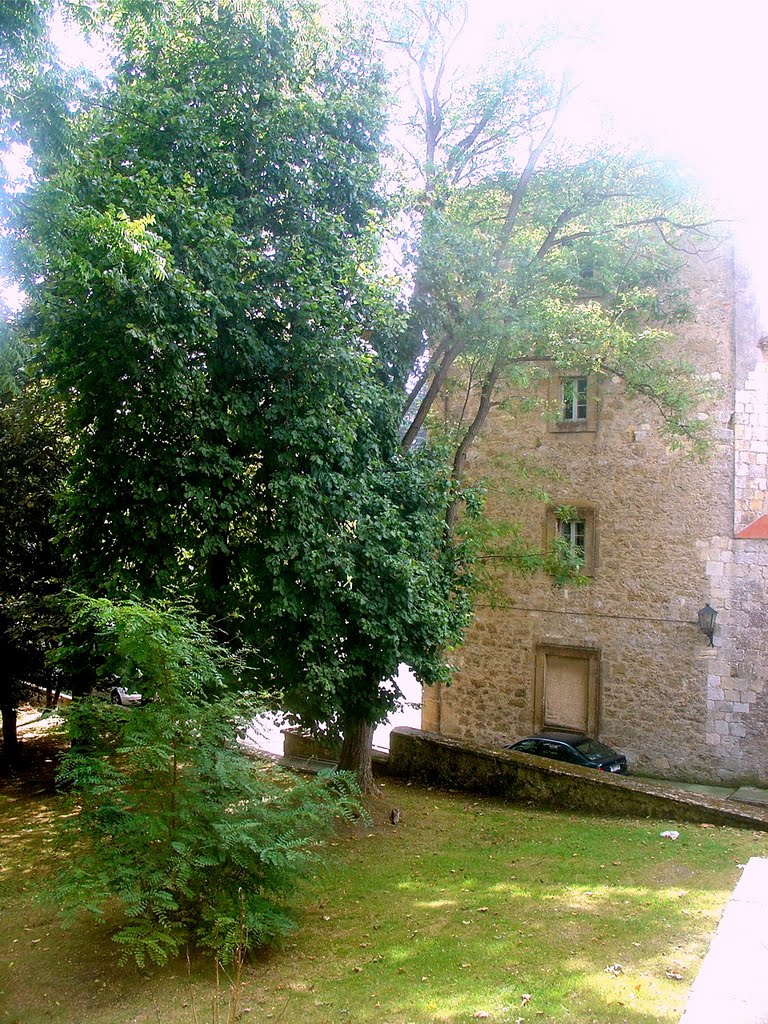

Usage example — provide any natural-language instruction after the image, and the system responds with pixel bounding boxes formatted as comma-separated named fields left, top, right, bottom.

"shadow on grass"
left=1, top=746, right=765, bottom=1024
left=266, top=788, right=763, bottom=1024
left=0, top=777, right=260, bottom=1024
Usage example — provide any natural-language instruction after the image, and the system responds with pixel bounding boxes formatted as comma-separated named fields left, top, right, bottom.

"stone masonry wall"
left=703, top=315, right=768, bottom=782
left=424, top=248, right=768, bottom=785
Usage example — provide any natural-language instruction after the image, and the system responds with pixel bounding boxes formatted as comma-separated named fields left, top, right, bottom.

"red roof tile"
left=736, top=514, right=768, bottom=539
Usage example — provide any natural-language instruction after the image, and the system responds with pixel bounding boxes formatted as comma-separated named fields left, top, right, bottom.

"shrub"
left=54, top=597, right=362, bottom=966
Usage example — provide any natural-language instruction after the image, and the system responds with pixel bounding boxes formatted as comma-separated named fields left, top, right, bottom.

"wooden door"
left=543, top=654, right=590, bottom=731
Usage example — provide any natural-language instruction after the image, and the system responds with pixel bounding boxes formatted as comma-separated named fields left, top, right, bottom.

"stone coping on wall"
left=384, top=727, right=768, bottom=830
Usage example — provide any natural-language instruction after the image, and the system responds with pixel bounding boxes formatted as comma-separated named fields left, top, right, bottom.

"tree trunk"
left=338, top=718, right=376, bottom=796
left=445, top=358, right=503, bottom=535
left=1, top=703, right=19, bottom=764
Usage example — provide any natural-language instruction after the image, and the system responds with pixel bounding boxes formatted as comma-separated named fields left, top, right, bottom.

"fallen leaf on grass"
left=473, top=1013, right=489, bottom=1019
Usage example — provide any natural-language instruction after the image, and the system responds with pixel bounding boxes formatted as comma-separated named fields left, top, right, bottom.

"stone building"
left=422, top=248, right=768, bottom=785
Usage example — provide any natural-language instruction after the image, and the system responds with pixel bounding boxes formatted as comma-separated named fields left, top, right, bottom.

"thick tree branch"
left=401, top=338, right=448, bottom=419
left=401, top=339, right=461, bottom=450
left=445, top=355, right=503, bottom=534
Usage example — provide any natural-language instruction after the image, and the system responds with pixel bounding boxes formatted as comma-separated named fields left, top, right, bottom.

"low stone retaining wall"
left=386, top=727, right=768, bottom=830
left=282, top=729, right=339, bottom=761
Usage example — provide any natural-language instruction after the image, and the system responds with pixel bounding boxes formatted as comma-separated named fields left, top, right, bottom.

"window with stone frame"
left=557, top=516, right=586, bottom=565
left=549, top=372, right=597, bottom=433
left=545, top=506, right=597, bottom=575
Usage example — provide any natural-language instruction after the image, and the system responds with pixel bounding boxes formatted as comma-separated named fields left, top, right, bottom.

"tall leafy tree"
left=14, top=0, right=471, bottom=788
left=17, top=1, right=385, bottom=602
left=386, top=1, right=719, bottom=534
left=0, top=350, right=70, bottom=760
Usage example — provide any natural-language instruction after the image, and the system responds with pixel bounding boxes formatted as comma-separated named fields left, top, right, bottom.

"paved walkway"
left=637, top=778, right=768, bottom=808
left=679, top=857, right=768, bottom=1024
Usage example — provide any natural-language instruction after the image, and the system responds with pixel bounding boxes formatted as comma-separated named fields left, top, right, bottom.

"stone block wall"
left=702, top=327, right=768, bottom=782
left=424, top=248, right=768, bottom=785
left=733, top=353, right=768, bottom=532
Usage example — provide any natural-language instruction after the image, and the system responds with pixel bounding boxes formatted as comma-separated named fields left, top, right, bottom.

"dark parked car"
left=506, top=731, right=628, bottom=774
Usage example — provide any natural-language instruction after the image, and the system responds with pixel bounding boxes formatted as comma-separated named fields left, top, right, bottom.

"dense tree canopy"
left=388, top=1, right=718, bottom=537
left=16, top=1, right=386, bottom=598
left=10, top=0, right=472, bottom=787
left=0, top=361, right=70, bottom=759
left=1, top=0, right=720, bottom=789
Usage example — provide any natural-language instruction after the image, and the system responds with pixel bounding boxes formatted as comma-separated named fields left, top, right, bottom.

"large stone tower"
left=422, top=247, right=768, bottom=784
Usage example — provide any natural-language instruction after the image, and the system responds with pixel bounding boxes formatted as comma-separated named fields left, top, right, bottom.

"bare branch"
left=401, top=338, right=448, bottom=419
left=495, top=74, right=574, bottom=258
left=401, top=339, right=461, bottom=450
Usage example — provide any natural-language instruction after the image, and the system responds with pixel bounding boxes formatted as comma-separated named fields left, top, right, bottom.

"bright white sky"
left=13, top=0, right=768, bottom=315
left=464, top=0, right=768, bottom=309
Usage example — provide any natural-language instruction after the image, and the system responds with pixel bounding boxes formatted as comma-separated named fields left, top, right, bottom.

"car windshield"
left=573, top=738, right=616, bottom=757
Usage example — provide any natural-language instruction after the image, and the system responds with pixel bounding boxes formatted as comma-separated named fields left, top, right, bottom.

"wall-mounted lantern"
left=697, top=604, right=718, bottom=646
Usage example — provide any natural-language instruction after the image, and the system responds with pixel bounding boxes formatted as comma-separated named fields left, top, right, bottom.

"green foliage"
left=55, top=596, right=363, bottom=966
left=0, top=355, right=71, bottom=747
left=414, top=153, right=718, bottom=447
left=468, top=518, right=588, bottom=597
left=14, top=0, right=391, bottom=610
left=11, top=0, right=473, bottom=779
left=258, top=423, right=474, bottom=734
left=541, top=535, right=589, bottom=588
left=553, top=503, right=579, bottom=524
left=390, top=3, right=722, bottom=576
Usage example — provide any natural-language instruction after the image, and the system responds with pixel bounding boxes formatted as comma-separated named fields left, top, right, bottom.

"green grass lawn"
left=1, top=737, right=766, bottom=1024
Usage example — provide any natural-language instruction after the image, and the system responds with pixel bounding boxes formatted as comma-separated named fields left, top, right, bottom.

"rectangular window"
left=545, top=506, right=597, bottom=575
left=561, top=376, right=588, bottom=421
left=549, top=373, right=596, bottom=433
left=557, top=517, right=586, bottom=565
